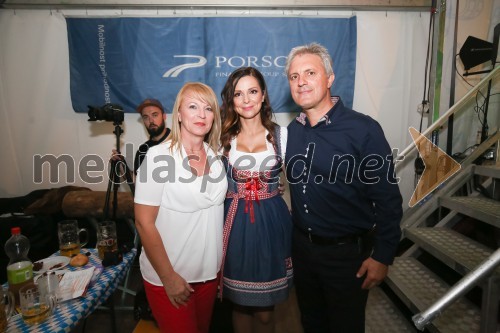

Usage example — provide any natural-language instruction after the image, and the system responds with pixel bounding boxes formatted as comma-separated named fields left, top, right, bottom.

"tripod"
left=104, top=121, right=135, bottom=220
left=102, top=121, right=138, bottom=312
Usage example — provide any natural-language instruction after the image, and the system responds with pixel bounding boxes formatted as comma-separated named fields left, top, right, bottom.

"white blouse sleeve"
left=280, top=126, right=288, bottom=160
left=134, top=145, right=168, bottom=206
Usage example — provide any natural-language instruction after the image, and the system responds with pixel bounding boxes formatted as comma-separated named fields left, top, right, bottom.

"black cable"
left=414, top=7, right=437, bottom=183
left=454, top=53, right=500, bottom=128
left=422, top=11, right=434, bottom=103
left=475, top=90, right=485, bottom=126
left=452, top=144, right=479, bottom=157
left=425, top=12, right=435, bottom=105
left=419, top=8, right=436, bottom=133
left=474, top=92, right=499, bottom=126
left=455, top=54, right=475, bottom=88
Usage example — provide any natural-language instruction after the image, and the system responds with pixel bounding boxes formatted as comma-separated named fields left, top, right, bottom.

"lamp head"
left=459, top=36, right=494, bottom=71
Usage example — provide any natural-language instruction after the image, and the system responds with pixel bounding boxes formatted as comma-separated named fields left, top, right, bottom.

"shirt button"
left=305, top=209, right=309, bottom=213
left=304, top=204, right=307, bottom=208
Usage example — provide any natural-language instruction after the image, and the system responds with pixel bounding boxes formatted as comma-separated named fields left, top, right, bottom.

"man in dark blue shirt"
left=284, top=43, right=403, bottom=333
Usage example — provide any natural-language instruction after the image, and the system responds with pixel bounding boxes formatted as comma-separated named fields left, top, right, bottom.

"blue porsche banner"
left=66, top=17, right=356, bottom=113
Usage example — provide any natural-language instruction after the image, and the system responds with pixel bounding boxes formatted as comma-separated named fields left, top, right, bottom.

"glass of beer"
left=19, top=284, right=56, bottom=325
left=58, top=220, right=88, bottom=257
left=37, top=272, right=60, bottom=301
left=96, top=220, right=118, bottom=260
left=0, top=287, right=14, bottom=333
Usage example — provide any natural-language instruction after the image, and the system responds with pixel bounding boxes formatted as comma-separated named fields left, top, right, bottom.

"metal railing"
left=412, top=248, right=500, bottom=331
left=395, top=65, right=500, bottom=332
left=394, top=65, right=499, bottom=217
left=395, top=65, right=500, bottom=170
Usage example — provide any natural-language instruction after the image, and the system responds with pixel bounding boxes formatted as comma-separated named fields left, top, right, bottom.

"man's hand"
left=278, top=181, right=286, bottom=195
left=110, top=149, right=124, bottom=162
left=356, top=257, right=388, bottom=289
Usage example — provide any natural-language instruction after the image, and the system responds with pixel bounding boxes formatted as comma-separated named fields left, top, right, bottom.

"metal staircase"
left=366, top=161, right=500, bottom=333
left=388, top=162, right=499, bottom=333
left=365, top=66, right=500, bottom=332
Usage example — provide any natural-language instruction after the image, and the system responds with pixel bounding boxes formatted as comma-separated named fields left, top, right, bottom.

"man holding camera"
left=111, top=98, right=171, bottom=179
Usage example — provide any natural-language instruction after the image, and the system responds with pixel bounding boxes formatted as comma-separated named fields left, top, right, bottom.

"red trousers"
left=143, top=278, right=218, bottom=333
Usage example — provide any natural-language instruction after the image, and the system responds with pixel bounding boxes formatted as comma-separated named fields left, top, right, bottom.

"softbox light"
left=459, top=36, right=493, bottom=70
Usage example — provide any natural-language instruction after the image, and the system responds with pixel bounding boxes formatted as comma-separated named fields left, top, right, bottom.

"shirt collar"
left=295, top=96, right=340, bottom=126
left=148, top=127, right=170, bottom=144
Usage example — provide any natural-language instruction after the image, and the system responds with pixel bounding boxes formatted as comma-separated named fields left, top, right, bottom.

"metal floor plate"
left=440, top=197, right=500, bottom=227
left=366, top=287, right=416, bottom=333
left=387, top=257, right=481, bottom=333
left=406, top=227, right=499, bottom=276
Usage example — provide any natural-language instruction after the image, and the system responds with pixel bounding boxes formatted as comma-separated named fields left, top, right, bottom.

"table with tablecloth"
left=6, top=248, right=136, bottom=333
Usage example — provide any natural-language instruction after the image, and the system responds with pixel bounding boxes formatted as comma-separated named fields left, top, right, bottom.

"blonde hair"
left=168, top=82, right=221, bottom=154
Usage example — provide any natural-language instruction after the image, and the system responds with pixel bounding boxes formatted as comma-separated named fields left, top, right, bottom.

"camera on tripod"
left=86, top=102, right=134, bottom=217
left=87, top=103, right=125, bottom=124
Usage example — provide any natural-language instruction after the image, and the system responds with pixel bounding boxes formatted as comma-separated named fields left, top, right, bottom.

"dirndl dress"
left=221, top=128, right=293, bottom=307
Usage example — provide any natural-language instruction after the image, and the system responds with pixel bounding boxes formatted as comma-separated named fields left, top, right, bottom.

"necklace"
left=183, top=144, right=208, bottom=176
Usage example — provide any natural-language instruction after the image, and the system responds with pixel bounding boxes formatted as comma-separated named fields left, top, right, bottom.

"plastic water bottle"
left=5, top=227, right=34, bottom=306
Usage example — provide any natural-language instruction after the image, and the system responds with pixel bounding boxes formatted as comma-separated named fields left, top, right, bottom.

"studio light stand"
left=459, top=23, right=499, bottom=145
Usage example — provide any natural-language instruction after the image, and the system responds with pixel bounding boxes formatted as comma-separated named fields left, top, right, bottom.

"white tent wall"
left=0, top=4, right=496, bottom=210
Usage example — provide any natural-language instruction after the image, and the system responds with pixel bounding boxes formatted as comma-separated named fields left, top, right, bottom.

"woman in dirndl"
left=220, top=67, right=293, bottom=333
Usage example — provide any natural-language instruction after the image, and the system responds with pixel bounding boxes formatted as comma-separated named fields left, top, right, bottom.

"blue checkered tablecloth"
left=6, top=248, right=136, bottom=333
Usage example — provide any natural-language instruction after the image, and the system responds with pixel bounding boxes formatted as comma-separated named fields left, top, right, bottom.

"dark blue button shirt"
left=285, top=97, right=402, bottom=265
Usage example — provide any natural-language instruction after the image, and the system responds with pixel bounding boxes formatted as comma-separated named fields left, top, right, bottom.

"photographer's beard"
left=147, top=121, right=166, bottom=139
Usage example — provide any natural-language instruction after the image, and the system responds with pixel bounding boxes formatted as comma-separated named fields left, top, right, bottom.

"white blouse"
left=134, top=141, right=228, bottom=285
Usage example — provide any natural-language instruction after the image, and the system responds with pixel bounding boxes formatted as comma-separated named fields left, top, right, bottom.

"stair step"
left=366, top=287, right=416, bottom=332
left=474, top=165, right=500, bottom=178
left=440, top=197, right=500, bottom=227
left=405, top=227, right=500, bottom=276
left=386, top=257, right=481, bottom=333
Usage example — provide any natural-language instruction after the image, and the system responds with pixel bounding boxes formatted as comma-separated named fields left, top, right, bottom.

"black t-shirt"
left=133, top=128, right=171, bottom=175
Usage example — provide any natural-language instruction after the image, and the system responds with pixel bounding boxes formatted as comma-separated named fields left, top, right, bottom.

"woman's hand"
left=164, top=272, right=194, bottom=308
left=135, top=204, right=191, bottom=308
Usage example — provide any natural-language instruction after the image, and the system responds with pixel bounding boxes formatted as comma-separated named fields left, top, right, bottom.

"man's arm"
left=357, top=120, right=403, bottom=288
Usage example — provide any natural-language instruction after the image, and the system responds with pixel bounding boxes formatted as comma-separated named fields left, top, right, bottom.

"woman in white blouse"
left=134, top=82, right=228, bottom=333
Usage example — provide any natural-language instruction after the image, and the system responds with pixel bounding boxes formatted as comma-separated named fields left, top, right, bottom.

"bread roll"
left=70, top=253, right=89, bottom=267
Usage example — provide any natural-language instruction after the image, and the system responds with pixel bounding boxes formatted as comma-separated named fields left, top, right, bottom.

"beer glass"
left=37, top=272, right=60, bottom=301
left=58, top=220, right=88, bottom=257
left=96, top=220, right=118, bottom=260
left=19, top=284, right=56, bottom=325
left=0, top=288, right=14, bottom=333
